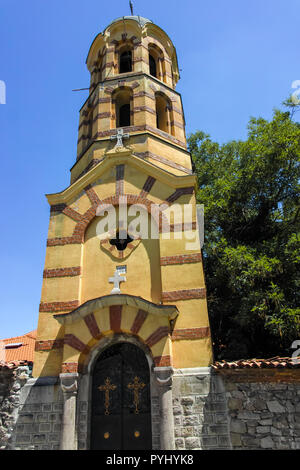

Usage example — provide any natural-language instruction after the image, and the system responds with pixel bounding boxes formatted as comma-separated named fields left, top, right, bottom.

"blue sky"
left=0, top=0, right=299, bottom=339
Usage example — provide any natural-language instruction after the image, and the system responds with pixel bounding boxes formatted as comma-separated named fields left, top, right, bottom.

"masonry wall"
left=172, top=368, right=300, bottom=450
left=1, top=366, right=300, bottom=450
left=0, top=367, right=64, bottom=450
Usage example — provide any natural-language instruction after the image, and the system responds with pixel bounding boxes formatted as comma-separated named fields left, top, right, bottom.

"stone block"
left=267, top=401, right=285, bottom=413
left=231, top=433, right=242, bottom=447
left=271, top=426, right=281, bottom=436
left=39, top=423, right=51, bottom=432
left=185, top=437, right=200, bottom=449
left=181, top=396, right=194, bottom=406
left=214, top=413, right=228, bottom=424
left=256, top=426, right=270, bottom=434
left=228, top=398, right=243, bottom=411
left=201, top=436, right=218, bottom=448
left=218, top=436, right=231, bottom=447
left=48, top=433, right=60, bottom=443
left=32, top=434, right=47, bottom=444
left=175, top=438, right=185, bottom=450
left=15, top=434, right=31, bottom=444
left=230, top=419, right=246, bottom=434
left=36, top=414, right=48, bottom=423
left=42, top=404, right=52, bottom=412
left=19, top=414, right=34, bottom=424
left=260, top=437, right=274, bottom=449
left=183, top=415, right=199, bottom=426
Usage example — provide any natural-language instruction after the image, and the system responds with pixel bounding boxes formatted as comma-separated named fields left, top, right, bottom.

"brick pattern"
left=171, top=327, right=210, bottom=341
left=64, top=334, right=90, bottom=354
left=35, top=339, right=64, bottom=352
left=145, top=326, right=169, bottom=348
left=154, top=355, right=171, bottom=367
left=165, top=187, right=194, bottom=204
left=160, top=253, right=202, bottom=266
left=50, top=204, right=67, bottom=214
left=109, top=305, right=122, bottom=332
left=61, top=362, right=78, bottom=373
left=39, top=301, right=79, bottom=312
left=139, top=176, right=156, bottom=198
left=134, top=151, right=193, bottom=175
left=84, top=313, right=102, bottom=339
left=43, top=267, right=81, bottom=278
left=116, top=165, right=125, bottom=196
left=130, top=309, right=148, bottom=334
left=162, top=288, right=206, bottom=302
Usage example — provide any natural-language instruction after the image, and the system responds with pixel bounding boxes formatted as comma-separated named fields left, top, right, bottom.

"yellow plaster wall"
left=172, top=338, right=213, bottom=368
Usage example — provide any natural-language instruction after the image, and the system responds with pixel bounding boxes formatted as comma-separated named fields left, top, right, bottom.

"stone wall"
left=221, top=371, right=300, bottom=450
left=172, top=368, right=232, bottom=450
left=1, top=365, right=300, bottom=450
left=0, top=367, right=64, bottom=450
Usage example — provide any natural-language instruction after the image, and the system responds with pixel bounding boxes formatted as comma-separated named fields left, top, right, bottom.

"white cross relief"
left=109, top=267, right=126, bottom=294
left=110, top=128, right=130, bottom=148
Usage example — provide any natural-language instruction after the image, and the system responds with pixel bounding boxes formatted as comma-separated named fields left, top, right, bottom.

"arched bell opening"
left=112, top=87, right=133, bottom=128
left=155, top=92, right=174, bottom=136
left=119, top=47, right=133, bottom=74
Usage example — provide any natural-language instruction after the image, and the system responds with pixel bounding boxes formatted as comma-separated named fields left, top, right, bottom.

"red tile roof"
left=0, top=330, right=36, bottom=363
left=212, top=356, right=300, bottom=369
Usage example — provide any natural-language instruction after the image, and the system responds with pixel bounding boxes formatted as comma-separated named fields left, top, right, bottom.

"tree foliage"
left=188, top=106, right=300, bottom=360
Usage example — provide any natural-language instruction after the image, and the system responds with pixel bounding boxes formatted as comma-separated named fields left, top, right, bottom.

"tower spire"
left=129, top=1, right=134, bottom=15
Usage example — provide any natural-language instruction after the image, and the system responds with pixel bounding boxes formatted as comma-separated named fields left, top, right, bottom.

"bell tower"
left=33, top=15, right=213, bottom=450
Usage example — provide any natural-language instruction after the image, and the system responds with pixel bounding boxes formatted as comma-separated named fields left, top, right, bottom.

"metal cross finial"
left=109, top=267, right=126, bottom=294
left=98, top=377, right=117, bottom=415
left=129, top=1, right=134, bottom=15
left=127, top=376, right=146, bottom=414
left=110, top=128, right=130, bottom=148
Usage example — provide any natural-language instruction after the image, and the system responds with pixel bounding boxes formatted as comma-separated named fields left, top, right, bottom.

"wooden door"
left=91, top=342, right=152, bottom=450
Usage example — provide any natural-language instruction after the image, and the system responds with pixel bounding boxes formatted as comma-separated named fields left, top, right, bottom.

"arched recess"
left=155, top=92, right=174, bottom=136
left=118, top=44, right=133, bottom=74
left=81, top=207, right=162, bottom=304
left=148, top=44, right=165, bottom=82
left=111, top=87, right=133, bottom=128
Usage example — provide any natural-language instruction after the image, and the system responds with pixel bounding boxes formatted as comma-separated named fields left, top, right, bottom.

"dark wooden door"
left=91, top=342, right=152, bottom=450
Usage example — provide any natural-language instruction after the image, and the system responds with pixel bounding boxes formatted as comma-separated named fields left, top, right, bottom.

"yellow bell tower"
left=33, top=15, right=213, bottom=450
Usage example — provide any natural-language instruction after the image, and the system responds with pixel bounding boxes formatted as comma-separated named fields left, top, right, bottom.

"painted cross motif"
left=98, top=377, right=117, bottom=415
left=127, top=376, right=146, bottom=414
left=110, top=128, right=130, bottom=148
left=109, top=267, right=126, bottom=294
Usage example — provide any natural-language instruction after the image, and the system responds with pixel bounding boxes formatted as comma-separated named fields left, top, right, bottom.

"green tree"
left=189, top=105, right=300, bottom=360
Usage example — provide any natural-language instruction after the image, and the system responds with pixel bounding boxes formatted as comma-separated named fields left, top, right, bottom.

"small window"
left=119, top=103, right=130, bottom=127
left=149, top=54, right=157, bottom=77
left=119, top=50, right=132, bottom=73
left=110, top=231, right=133, bottom=251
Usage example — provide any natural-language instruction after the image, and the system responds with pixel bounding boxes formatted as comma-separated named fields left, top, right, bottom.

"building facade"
left=31, top=15, right=213, bottom=450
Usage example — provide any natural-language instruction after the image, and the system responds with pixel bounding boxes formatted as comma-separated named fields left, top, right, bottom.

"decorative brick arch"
left=53, top=294, right=178, bottom=373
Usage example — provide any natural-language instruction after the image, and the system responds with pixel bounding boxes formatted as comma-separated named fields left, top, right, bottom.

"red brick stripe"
left=50, top=203, right=67, bottom=213
left=160, top=253, right=202, bottom=266
left=85, top=185, right=101, bottom=208
left=64, top=334, right=90, bottom=354
left=165, top=187, right=194, bottom=203
left=116, top=165, right=125, bottom=196
left=43, top=267, right=81, bottom=278
left=84, top=313, right=102, bottom=339
left=39, top=301, right=79, bottom=312
left=140, top=176, right=156, bottom=198
left=47, top=236, right=82, bottom=246
left=171, top=327, right=210, bottom=340
left=61, top=363, right=79, bottom=373
left=62, top=206, right=83, bottom=222
left=110, top=305, right=122, bottom=332
left=145, top=326, right=169, bottom=347
left=35, top=339, right=64, bottom=351
left=154, top=355, right=172, bottom=367
left=130, top=309, right=148, bottom=334
left=162, top=288, right=206, bottom=301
